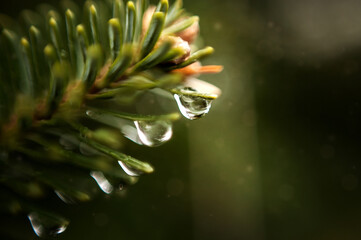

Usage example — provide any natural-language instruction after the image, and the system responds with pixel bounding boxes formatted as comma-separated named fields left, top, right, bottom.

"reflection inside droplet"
left=134, top=120, right=173, bottom=147
left=28, top=212, right=68, bottom=238
left=90, top=171, right=114, bottom=194
left=121, top=125, right=143, bottom=145
left=173, top=87, right=213, bottom=120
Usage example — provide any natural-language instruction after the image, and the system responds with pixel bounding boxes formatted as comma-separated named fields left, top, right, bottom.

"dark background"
left=1, top=0, right=361, bottom=239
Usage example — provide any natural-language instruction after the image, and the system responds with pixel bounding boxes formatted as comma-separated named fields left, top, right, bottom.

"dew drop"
left=118, top=161, right=142, bottom=177
left=28, top=212, right=69, bottom=238
left=59, top=134, right=79, bottom=150
left=79, top=142, right=101, bottom=156
left=173, top=87, right=213, bottom=120
left=90, top=171, right=114, bottom=194
left=86, top=110, right=94, bottom=117
left=134, top=120, right=173, bottom=147
left=55, top=188, right=91, bottom=204
left=121, top=125, right=143, bottom=145
left=55, top=190, right=78, bottom=204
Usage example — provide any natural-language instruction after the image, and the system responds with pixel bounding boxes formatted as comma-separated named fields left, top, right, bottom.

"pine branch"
left=0, top=0, right=223, bottom=238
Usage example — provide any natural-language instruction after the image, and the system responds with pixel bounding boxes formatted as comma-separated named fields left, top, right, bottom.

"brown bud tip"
left=158, top=35, right=190, bottom=64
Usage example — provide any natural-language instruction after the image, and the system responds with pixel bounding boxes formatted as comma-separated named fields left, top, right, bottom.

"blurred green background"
left=1, top=0, right=361, bottom=239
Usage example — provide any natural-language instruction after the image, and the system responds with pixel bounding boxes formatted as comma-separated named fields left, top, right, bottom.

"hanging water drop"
left=90, top=171, right=114, bottom=194
left=121, top=124, right=143, bottom=145
left=173, top=87, right=213, bottom=120
left=28, top=212, right=69, bottom=238
left=118, top=161, right=142, bottom=176
left=134, top=120, right=173, bottom=147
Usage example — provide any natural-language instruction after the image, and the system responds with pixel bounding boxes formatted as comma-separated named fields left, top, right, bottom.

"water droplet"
left=134, top=120, right=173, bottom=147
left=121, top=125, right=143, bottom=145
left=118, top=161, right=142, bottom=176
left=55, top=190, right=78, bottom=204
left=90, top=171, right=113, bottom=194
left=173, top=87, right=213, bottom=120
left=86, top=110, right=94, bottom=117
left=59, top=134, right=79, bottom=150
left=28, top=212, right=69, bottom=238
left=79, top=142, right=101, bottom=156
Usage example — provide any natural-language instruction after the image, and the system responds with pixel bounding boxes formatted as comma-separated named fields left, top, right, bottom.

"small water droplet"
left=134, top=120, right=173, bottom=147
left=173, top=87, right=212, bottom=120
left=86, top=110, right=95, bottom=117
left=90, top=171, right=113, bottom=194
left=55, top=190, right=78, bottom=204
left=79, top=142, right=101, bottom=156
left=118, top=161, right=141, bottom=176
left=59, top=134, right=79, bottom=150
left=28, top=212, right=68, bottom=238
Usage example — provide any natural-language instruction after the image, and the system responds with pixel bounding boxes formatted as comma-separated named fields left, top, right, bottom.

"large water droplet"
left=134, top=120, right=173, bottom=147
left=173, top=87, right=213, bottom=120
left=118, top=161, right=142, bottom=176
left=121, top=125, right=142, bottom=145
left=90, top=171, right=114, bottom=194
left=28, top=212, right=69, bottom=238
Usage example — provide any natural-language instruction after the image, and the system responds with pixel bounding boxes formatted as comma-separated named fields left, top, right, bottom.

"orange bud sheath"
left=172, top=63, right=223, bottom=76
